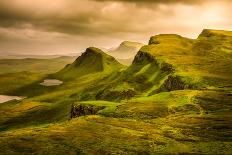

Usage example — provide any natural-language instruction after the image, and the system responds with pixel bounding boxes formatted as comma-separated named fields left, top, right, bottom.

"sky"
left=0, top=0, right=231, bottom=55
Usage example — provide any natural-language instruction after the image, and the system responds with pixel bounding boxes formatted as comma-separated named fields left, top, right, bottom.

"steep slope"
left=107, top=41, right=144, bottom=65
left=78, top=30, right=232, bottom=101
left=79, top=35, right=194, bottom=101
left=55, top=47, right=124, bottom=80
left=143, top=30, right=232, bottom=90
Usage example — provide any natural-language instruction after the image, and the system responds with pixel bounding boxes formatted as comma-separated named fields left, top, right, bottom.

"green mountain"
left=0, top=29, right=231, bottom=154
left=79, top=30, right=231, bottom=101
left=113, top=30, right=232, bottom=96
left=55, top=47, right=124, bottom=80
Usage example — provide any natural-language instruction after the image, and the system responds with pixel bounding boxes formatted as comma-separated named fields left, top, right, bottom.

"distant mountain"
left=55, top=47, right=124, bottom=80
left=116, top=58, right=134, bottom=66
left=0, top=56, right=76, bottom=74
left=107, top=41, right=144, bottom=65
left=0, top=53, right=81, bottom=59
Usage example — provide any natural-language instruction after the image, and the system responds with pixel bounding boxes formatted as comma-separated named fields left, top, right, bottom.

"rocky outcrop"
left=160, top=62, right=175, bottom=72
left=161, top=75, right=194, bottom=91
left=132, top=51, right=157, bottom=65
left=71, top=104, right=105, bottom=118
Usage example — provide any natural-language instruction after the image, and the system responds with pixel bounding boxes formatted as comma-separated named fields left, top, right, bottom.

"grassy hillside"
left=0, top=47, right=125, bottom=131
left=0, top=72, right=44, bottom=95
left=0, top=90, right=231, bottom=154
left=55, top=47, right=124, bottom=81
left=0, top=29, right=231, bottom=154
left=0, top=56, right=76, bottom=74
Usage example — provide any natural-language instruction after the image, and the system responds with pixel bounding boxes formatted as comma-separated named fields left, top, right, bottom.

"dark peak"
left=72, top=47, right=104, bottom=67
left=198, top=29, right=213, bottom=38
left=132, top=51, right=156, bottom=64
left=72, top=46, right=121, bottom=68
left=83, top=47, right=105, bottom=56
left=74, top=47, right=107, bottom=63
left=83, top=47, right=117, bottom=60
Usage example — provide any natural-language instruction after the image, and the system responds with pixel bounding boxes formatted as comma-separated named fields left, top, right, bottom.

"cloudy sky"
left=0, top=0, right=231, bottom=55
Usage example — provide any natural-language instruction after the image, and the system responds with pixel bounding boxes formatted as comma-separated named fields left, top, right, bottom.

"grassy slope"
left=0, top=30, right=232, bottom=154
left=55, top=47, right=124, bottom=81
left=0, top=90, right=231, bottom=154
left=0, top=72, right=45, bottom=95
left=142, top=31, right=232, bottom=90
left=0, top=47, right=125, bottom=130
left=0, top=56, right=76, bottom=74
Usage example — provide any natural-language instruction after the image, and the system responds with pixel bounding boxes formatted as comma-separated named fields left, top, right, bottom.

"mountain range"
left=0, top=29, right=231, bottom=154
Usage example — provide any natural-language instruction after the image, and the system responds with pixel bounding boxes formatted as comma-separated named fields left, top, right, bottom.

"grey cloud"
left=0, top=0, right=231, bottom=54
left=0, top=0, right=157, bottom=36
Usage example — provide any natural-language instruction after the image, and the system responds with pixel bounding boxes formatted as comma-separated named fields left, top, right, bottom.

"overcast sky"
left=0, top=0, right=231, bottom=55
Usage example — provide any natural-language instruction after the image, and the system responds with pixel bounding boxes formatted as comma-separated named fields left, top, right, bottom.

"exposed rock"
left=198, top=29, right=213, bottom=38
left=161, top=75, right=194, bottom=91
left=160, top=62, right=175, bottom=72
left=132, top=51, right=157, bottom=65
left=71, top=104, right=105, bottom=118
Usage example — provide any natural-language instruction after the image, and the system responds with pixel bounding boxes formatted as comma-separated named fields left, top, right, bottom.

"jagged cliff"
left=71, top=103, right=105, bottom=118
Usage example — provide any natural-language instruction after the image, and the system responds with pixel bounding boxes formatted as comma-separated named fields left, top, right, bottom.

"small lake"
left=40, top=79, right=63, bottom=86
left=0, top=95, right=22, bottom=103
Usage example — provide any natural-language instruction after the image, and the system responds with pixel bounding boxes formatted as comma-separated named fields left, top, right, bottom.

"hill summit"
left=55, top=47, right=123, bottom=80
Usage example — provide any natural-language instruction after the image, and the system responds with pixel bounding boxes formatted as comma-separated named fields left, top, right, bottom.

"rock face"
left=161, top=75, right=194, bottom=91
left=160, top=62, right=174, bottom=72
left=132, top=51, right=156, bottom=64
left=71, top=104, right=105, bottom=118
